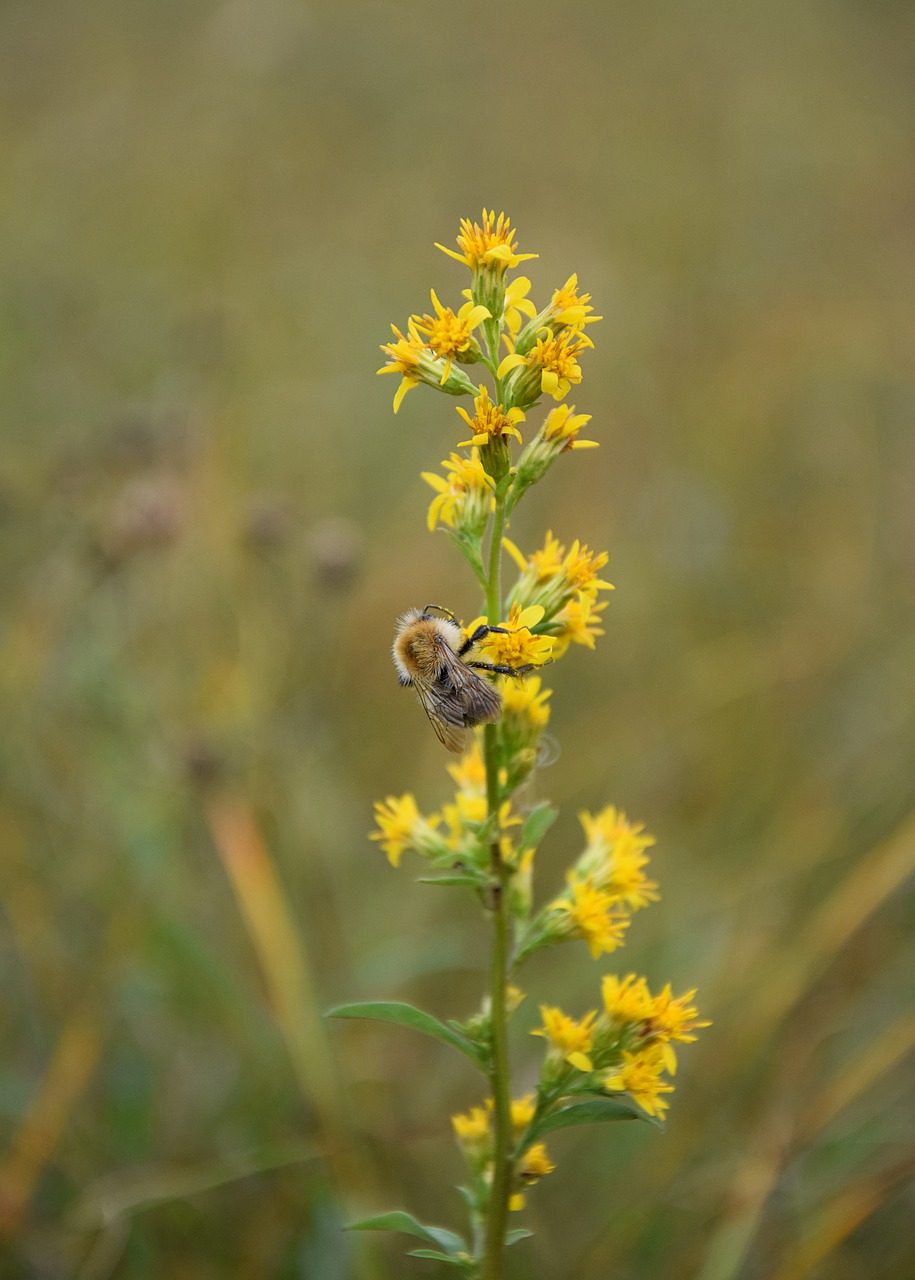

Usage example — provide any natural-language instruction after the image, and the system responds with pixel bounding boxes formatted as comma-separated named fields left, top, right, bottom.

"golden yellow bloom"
left=499, top=328, right=593, bottom=407
left=562, top=540, right=612, bottom=595
left=369, top=794, right=440, bottom=868
left=504, top=532, right=614, bottom=624
left=604, top=1047, right=675, bottom=1120
left=377, top=322, right=476, bottom=411
left=548, top=275, right=601, bottom=329
left=452, top=1105, right=491, bottom=1149
left=505, top=984, right=526, bottom=1013
left=441, top=789, right=488, bottom=850
left=456, top=385, right=526, bottom=447
left=601, top=973, right=654, bottom=1024
left=478, top=602, right=554, bottom=671
left=436, top=209, right=537, bottom=274
left=446, top=739, right=487, bottom=794
left=510, top=1092, right=537, bottom=1136
left=550, top=876, right=631, bottom=958
left=412, top=289, right=490, bottom=382
left=503, top=275, right=537, bottom=335
left=532, top=1005, right=597, bottom=1072
left=575, top=806, right=659, bottom=911
left=421, top=448, right=494, bottom=533
left=499, top=674, right=552, bottom=729
left=518, top=1142, right=555, bottom=1181
left=550, top=594, right=607, bottom=657
left=541, top=403, right=598, bottom=450
left=646, top=985, right=711, bottom=1045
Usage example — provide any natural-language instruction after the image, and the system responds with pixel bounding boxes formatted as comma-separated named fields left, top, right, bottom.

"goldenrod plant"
left=330, top=210, right=708, bottom=1279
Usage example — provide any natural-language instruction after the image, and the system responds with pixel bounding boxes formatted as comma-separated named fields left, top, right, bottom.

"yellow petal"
left=497, top=353, right=527, bottom=380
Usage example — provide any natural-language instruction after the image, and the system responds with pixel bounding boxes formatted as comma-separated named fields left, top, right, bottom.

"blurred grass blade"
left=206, top=798, right=342, bottom=1150
left=801, top=1009, right=915, bottom=1143
left=0, top=1009, right=101, bottom=1241
left=769, top=1155, right=915, bottom=1280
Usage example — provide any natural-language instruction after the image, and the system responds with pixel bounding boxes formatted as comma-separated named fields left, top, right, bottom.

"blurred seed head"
left=307, top=516, right=363, bottom=590
left=241, top=494, right=294, bottom=549
left=97, top=475, right=186, bottom=564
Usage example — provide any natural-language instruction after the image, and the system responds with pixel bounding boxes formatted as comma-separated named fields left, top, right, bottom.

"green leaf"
left=326, top=1001, right=485, bottom=1067
left=407, top=1249, right=472, bottom=1268
left=520, top=804, right=558, bottom=851
left=418, top=870, right=492, bottom=890
left=505, top=1228, right=534, bottom=1247
left=347, top=1211, right=467, bottom=1257
left=527, top=1095, right=660, bottom=1143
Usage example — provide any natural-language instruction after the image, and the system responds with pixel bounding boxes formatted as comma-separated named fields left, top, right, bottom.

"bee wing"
left=436, top=644, right=503, bottom=728
left=413, top=676, right=467, bottom=754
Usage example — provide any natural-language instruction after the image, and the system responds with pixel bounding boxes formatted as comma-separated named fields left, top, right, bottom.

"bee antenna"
left=423, top=604, right=456, bottom=621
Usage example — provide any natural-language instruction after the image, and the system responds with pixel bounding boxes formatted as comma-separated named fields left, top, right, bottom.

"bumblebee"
left=393, top=606, right=537, bottom=753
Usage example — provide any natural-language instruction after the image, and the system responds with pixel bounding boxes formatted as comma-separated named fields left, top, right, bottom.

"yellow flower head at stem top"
left=436, top=209, right=538, bottom=322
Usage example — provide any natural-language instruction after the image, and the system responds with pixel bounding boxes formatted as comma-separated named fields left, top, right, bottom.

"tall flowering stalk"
left=331, top=211, right=708, bottom=1279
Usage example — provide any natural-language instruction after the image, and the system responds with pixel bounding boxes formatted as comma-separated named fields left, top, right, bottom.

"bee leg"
left=457, top=624, right=511, bottom=657
left=465, top=660, right=540, bottom=678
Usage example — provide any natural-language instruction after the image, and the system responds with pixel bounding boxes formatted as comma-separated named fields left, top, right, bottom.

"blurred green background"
left=2, top=1, right=914, bottom=1277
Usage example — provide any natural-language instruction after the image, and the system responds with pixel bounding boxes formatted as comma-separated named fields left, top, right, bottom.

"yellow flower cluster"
left=451, top=1089, right=556, bottom=1211
left=531, top=975, right=710, bottom=1121
left=536, top=807, right=659, bottom=954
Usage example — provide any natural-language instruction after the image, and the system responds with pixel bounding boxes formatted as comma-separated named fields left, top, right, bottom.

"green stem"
left=480, top=489, right=511, bottom=1280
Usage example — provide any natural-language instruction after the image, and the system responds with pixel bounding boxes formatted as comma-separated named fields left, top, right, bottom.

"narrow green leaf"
left=520, top=804, right=558, bottom=851
left=407, top=1249, right=471, bottom=1268
left=505, top=1228, right=534, bottom=1246
left=527, top=1095, right=661, bottom=1143
left=418, top=872, right=491, bottom=890
left=327, top=1002, right=484, bottom=1066
left=347, top=1211, right=467, bottom=1256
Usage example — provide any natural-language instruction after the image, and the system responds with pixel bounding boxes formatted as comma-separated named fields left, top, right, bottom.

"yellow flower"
left=547, top=275, right=601, bottom=329
left=446, top=739, right=487, bottom=794
left=412, top=289, right=490, bottom=383
left=369, top=794, right=441, bottom=868
left=441, top=789, right=488, bottom=851
left=477, top=603, right=554, bottom=671
left=604, top=1047, right=675, bottom=1120
left=377, top=322, right=476, bottom=411
left=518, top=1142, right=555, bottom=1181
left=575, top=807, right=659, bottom=911
left=541, top=403, right=598, bottom=451
left=421, top=448, right=495, bottom=533
left=550, top=594, right=608, bottom=656
left=510, top=1092, right=537, bottom=1136
left=646, top=985, right=711, bottom=1045
left=436, top=209, right=537, bottom=274
left=503, top=275, right=537, bottom=335
left=499, top=328, right=593, bottom=408
left=601, top=973, right=654, bottom=1024
left=499, top=674, right=552, bottom=729
left=456, top=385, right=526, bottom=447
left=504, top=532, right=614, bottom=623
left=532, top=1005, right=597, bottom=1072
left=452, top=1105, right=491, bottom=1150
left=550, top=876, right=631, bottom=958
